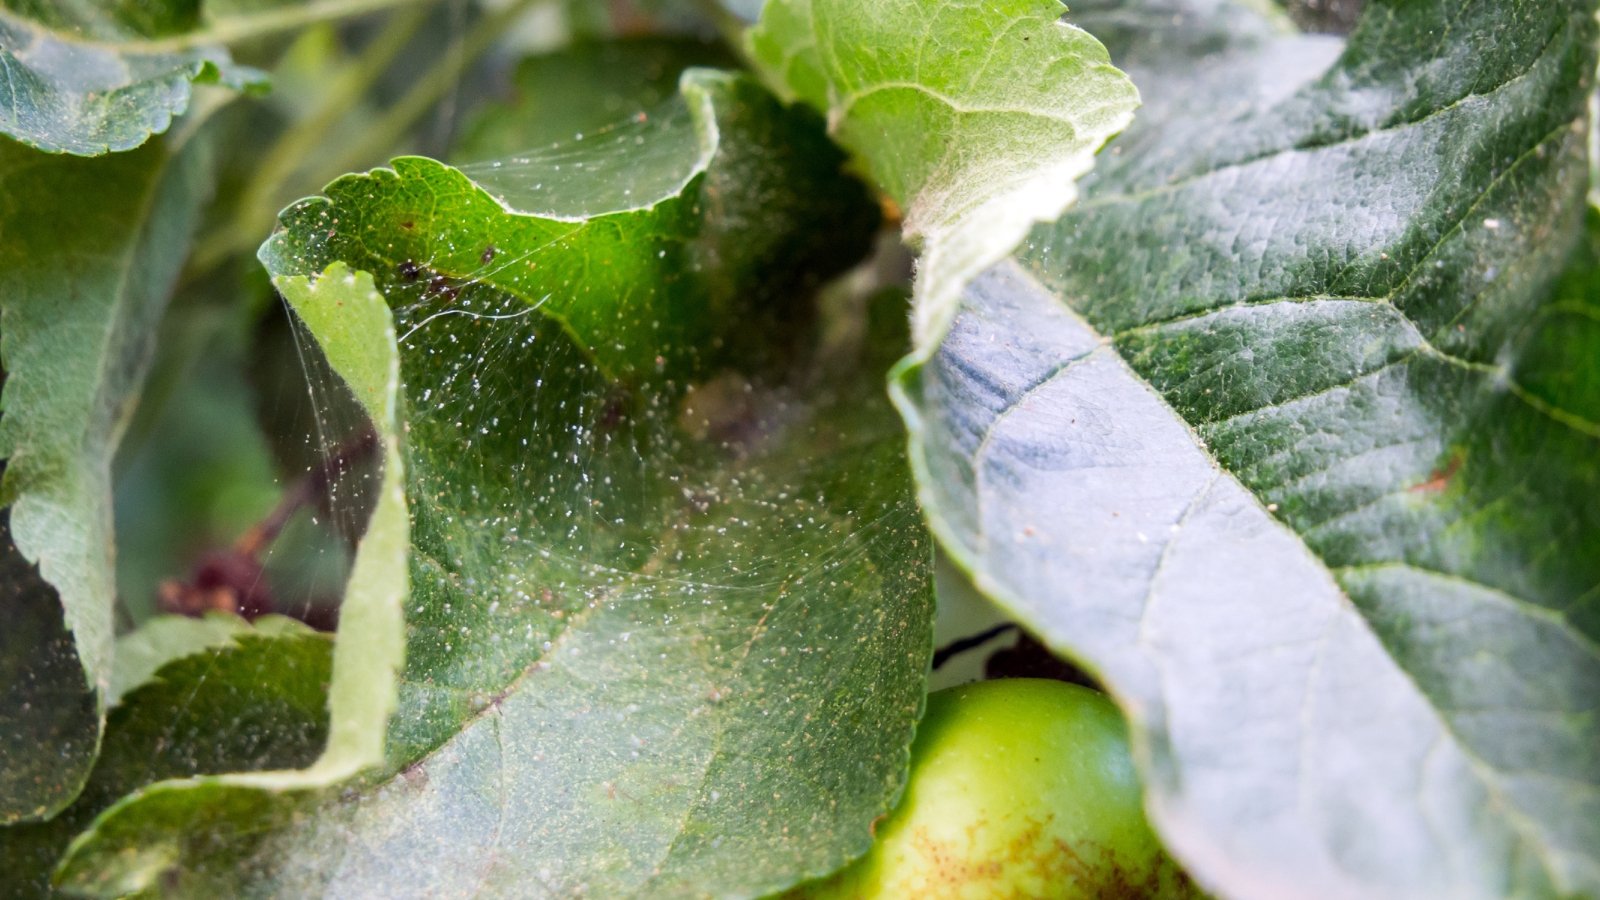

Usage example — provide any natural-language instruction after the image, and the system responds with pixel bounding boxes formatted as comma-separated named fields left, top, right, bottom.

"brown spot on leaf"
left=427, top=274, right=459, bottom=303
left=869, top=813, right=888, bottom=838
left=1411, top=453, right=1464, bottom=494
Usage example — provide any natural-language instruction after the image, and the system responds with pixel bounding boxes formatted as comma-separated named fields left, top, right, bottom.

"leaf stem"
left=117, top=0, right=439, bottom=53
left=159, top=426, right=378, bottom=624
left=234, top=427, right=380, bottom=559
left=188, top=0, right=548, bottom=282
left=189, top=5, right=431, bottom=275
left=253, top=4, right=431, bottom=206
left=320, top=0, right=545, bottom=175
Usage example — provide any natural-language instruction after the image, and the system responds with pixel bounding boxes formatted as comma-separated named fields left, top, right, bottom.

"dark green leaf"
left=0, top=519, right=100, bottom=830
left=895, top=1, right=1600, bottom=896
left=0, top=632, right=332, bottom=898
left=0, top=2, right=259, bottom=155
left=0, top=126, right=215, bottom=822
left=109, top=613, right=312, bottom=707
left=58, top=71, right=932, bottom=897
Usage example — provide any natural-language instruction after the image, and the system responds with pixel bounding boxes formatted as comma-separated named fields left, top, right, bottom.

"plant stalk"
left=320, top=0, right=544, bottom=176
left=187, top=0, right=550, bottom=282
left=123, top=0, right=439, bottom=53
left=189, top=4, right=432, bottom=275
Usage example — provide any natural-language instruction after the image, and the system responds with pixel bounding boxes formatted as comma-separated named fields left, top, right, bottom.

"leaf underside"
left=896, top=0, right=1600, bottom=897
left=748, top=0, right=1141, bottom=348
left=0, top=130, right=214, bottom=822
left=0, top=3, right=254, bottom=155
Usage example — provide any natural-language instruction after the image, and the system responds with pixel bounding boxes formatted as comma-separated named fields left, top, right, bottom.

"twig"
left=43, top=0, right=441, bottom=54
left=190, top=4, right=432, bottom=275
left=159, top=427, right=380, bottom=622
left=932, top=622, right=1017, bottom=669
left=320, top=0, right=546, bottom=177
left=234, top=427, right=380, bottom=558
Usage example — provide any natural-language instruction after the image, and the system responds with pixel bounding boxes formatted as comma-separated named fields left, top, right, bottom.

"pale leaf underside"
left=897, top=1, right=1600, bottom=897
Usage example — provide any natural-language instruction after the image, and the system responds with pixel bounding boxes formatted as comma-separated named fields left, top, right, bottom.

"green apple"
left=801, top=678, right=1198, bottom=899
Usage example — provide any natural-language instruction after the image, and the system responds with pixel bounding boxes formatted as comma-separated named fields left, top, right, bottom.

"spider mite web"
left=245, top=110, right=934, bottom=894
left=273, top=305, right=388, bottom=625
left=229, top=67, right=698, bottom=631
left=455, top=95, right=702, bottom=219
left=336, top=97, right=892, bottom=633
left=248, top=96, right=700, bottom=638
left=115, top=287, right=383, bottom=634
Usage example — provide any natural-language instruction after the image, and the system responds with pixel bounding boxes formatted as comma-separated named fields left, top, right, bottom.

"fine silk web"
left=96, top=48, right=934, bottom=893
left=280, top=98, right=703, bottom=612
left=456, top=96, right=702, bottom=220
left=265, top=251, right=928, bottom=891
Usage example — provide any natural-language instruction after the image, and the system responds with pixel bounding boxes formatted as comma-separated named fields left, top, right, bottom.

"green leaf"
left=895, top=0, right=1600, bottom=897
left=0, top=520, right=101, bottom=828
left=274, top=263, right=409, bottom=779
left=59, top=71, right=932, bottom=897
left=453, top=36, right=735, bottom=162
left=109, top=613, right=312, bottom=708
left=0, top=631, right=333, bottom=898
left=261, top=68, right=880, bottom=379
left=0, top=2, right=260, bottom=155
left=0, top=125, right=215, bottom=822
left=52, top=262, right=409, bottom=896
left=747, top=0, right=1140, bottom=347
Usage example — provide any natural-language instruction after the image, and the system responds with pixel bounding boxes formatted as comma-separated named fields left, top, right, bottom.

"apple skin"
left=800, top=679, right=1198, bottom=899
